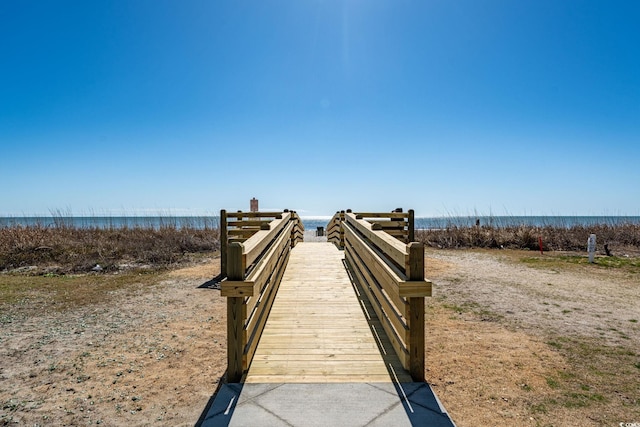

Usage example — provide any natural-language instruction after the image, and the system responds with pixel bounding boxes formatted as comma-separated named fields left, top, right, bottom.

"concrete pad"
left=199, top=383, right=456, bottom=427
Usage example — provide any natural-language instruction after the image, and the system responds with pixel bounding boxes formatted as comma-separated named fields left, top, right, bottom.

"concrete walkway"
left=199, top=382, right=456, bottom=426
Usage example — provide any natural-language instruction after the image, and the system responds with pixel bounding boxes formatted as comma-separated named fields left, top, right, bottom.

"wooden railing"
left=328, top=209, right=415, bottom=245
left=327, top=210, right=345, bottom=248
left=218, top=207, right=429, bottom=383
left=339, top=211, right=431, bottom=381
left=220, top=210, right=303, bottom=278
left=220, top=210, right=304, bottom=382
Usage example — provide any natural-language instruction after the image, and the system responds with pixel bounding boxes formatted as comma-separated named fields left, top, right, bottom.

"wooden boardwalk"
left=245, top=242, right=412, bottom=383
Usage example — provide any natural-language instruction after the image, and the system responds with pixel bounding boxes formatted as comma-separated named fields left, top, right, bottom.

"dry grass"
left=426, top=249, right=640, bottom=426
left=0, top=260, right=224, bottom=426
left=0, top=224, right=220, bottom=274
left=417, top=222, right=640, bottom=253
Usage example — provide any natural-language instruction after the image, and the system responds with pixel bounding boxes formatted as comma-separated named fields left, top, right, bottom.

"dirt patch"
left=2, top=250, right=638, bottom=426
left=0, top=259, right=225, bottom=426
left=426, top=304, right=568, bottom=426
left=426, top=249, right=640, bottom=426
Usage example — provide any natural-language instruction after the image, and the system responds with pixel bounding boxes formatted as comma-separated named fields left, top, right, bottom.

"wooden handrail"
left=220, top=207, right=429, bottom=383
left=221, top=210, right=302, bottom=382
left=345, top=213, right=408, bottom=268
left=226, top=211, right=284, bottom=219
left=327, top=211, right=345, bottom=248
left=341, top=210, right=431, bottom=381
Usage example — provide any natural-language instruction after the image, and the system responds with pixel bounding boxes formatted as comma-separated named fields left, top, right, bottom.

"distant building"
left=250, top=198, right=259, bottom=212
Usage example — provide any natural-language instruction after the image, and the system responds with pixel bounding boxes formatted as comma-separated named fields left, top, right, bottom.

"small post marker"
left=587, top=234, right=596, bottom=263
left=538, top=236, right=544, bottom=255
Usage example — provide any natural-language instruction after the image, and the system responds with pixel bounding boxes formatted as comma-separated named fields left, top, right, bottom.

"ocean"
left=1, top=215, right=640, bottom=230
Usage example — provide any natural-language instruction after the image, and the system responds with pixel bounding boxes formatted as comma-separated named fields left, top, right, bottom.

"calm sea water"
left=1, top=216, right=639, bottom=230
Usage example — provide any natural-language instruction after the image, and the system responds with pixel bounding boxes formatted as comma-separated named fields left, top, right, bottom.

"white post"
left=587, top=234, right=596, bottom=263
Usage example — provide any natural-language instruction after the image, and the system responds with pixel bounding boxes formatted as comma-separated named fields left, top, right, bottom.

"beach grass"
left=0, top=221, right=219, bottom=274
left=416, top=222, right=640, bottom=253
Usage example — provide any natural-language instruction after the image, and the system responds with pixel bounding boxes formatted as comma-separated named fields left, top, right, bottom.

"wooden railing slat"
left=225, top=212, right=284, bottom=219
left=345, top=250, right=410, bottom=369
left=354, top=212, right=409, bottom=219
left=245, top=248, right=290, bottom=365
left=344, top=245, right=410, bottom=343
left=243, top=213, right=292, bottom=268
left=343, top=221, right=408, bottom=313
left=222, top=210, right=302, bottom=382
left=345, top=213, right=407, bottom=268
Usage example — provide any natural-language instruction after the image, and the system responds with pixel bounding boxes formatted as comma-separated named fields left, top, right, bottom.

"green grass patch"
left=0, top=270, right=163, bottom=314
left=539, top=333, right=640, bottom=419
left=546, top=377, right=560, bottom=389
left=441, top=301, right=503, bottom=321
left=547, top=340, right=563, bottom=350
left=520, top=254, right=640, bottom=274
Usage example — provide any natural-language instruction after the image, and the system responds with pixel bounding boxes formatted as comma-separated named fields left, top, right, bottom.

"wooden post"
left=408, top=209, right=415, bottom=243
left=340, top=211, right=346, bottom=249
left=226, top=242, right=246, bottom=382
left=407, top=242, right=425, bottom=382
left=226, top=297, right=246, bottom=383
left=220, top=209, right=227, bottom=278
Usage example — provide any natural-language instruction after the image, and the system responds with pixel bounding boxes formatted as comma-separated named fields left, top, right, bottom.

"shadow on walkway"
left=195, top=381, right=455, bottom=426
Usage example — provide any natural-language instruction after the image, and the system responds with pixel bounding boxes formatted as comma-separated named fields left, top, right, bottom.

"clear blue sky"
left=1, top=1, right=639, bottom=217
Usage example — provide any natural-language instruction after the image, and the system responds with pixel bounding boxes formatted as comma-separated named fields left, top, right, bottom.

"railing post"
left=408, top=209, right=415, bottom=243
left=227, top=242, right=246, bottom=382
left=220, top=209, right=227, bottom=278
left=407, top=242, right=425, bottom=382
left=340, top=210, right=347, bottom=248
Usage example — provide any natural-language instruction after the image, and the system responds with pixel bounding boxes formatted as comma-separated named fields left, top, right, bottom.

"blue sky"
left=1, top=1, right=639, bottom=217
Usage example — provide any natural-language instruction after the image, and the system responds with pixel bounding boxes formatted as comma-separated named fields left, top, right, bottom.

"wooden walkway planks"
left=245, top=242, right=412, bottom=383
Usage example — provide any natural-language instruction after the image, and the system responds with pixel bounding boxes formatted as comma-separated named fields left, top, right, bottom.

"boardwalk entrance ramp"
left=246, top=242, right=410, bottom=383
left=200, top=241, right=455, bottom=426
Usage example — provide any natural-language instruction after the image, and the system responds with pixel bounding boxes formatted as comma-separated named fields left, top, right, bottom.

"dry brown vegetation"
left=0, top=225, right=220, bottom=274
left=417, top=222, right=640, bottom=253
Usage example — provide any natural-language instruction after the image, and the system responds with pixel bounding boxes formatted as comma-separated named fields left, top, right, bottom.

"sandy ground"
left=425, top=250, right=639, bottom=426
left=1, top=249, right=638, bottom=426
left=0, top=262, right=226, bottom=426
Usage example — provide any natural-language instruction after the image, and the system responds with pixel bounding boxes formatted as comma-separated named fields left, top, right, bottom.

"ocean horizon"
left=2, top=215, right=640, bottom=230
